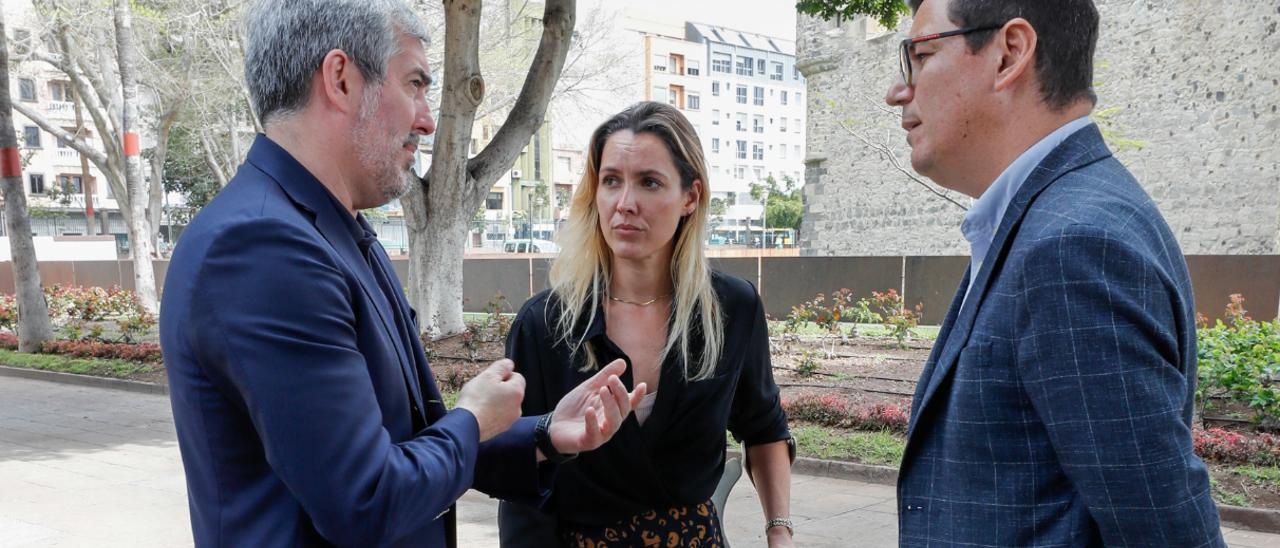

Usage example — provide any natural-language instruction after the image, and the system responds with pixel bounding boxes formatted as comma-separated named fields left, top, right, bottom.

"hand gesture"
left=455, top=359, right=525, bottom=442
left=547, top=359, right=647, bottom=455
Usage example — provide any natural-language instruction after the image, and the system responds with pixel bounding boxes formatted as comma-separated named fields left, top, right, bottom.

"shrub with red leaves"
left=39, top=339, right=163, bottom=364
left=782, top=393, right=910, bottom=433
left=0, top=332, right=17, bottom=350
left=1193, top=427, right=1280, bottom=467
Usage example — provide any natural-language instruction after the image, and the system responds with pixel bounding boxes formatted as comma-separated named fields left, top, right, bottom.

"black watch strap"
left=534, top=413, right=577, bottom=464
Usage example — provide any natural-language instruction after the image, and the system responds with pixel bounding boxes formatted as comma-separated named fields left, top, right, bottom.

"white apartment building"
left=3, top=0, right=187, bottom=254
left=628, top=14, right=806, bottom=245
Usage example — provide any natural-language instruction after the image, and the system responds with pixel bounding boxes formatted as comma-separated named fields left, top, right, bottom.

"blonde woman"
left=498, top=102, right=795, bottom=547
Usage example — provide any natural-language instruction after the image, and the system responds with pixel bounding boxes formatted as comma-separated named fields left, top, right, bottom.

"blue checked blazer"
left=897, top=124, right=1225, bottom=547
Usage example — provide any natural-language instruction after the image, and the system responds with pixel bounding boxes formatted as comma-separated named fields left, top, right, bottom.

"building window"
left=752, top=142, right=764, bottom=161
left=687, top=60, right=700, bottom=76
left=735, top=140, right=747, bottom=160
left=49, top=81, right=71, bottom=102
left=756, top=59, right=766, bottom=75
left=668, top=54, right=681, bottom=74
left=711, top=81, right=719, bottom=96
left=780, top=145, right=787, bottom=159
left=794, top=145, right=801, bottom=158
left=753, top=86, right=764, bottom=106
left=533, top=132, right=542, bottom=181
left=794, top=66, right=801, bottom=80
left=652, top=53, right=667, bottom=72
left=58, top=175, right=83, bottom=194
left=712, top=53, right=732, bottom=73
left=771, top=62, right=784, bottom=81
left=735, top=113, right=747, bottom=132
left=734, top=166, right=746, bottom=179
left=688, top=93, right=700, bottom=110
left=669, top=88, right=679, bottom=106
left=23, top=126, right=40, bottom=148
left=752, top=115, right=764, bottom=133
left=735, top=85, right=747, bottom=104
left=780, top=117, right=788, bottom=132
left=486, top=192, right=503, bottom=210
left=712, top=109, right=720, bottom=125
left=29, top=173, right=44, bottom=195
left=794, top=118, right=802, bottom=133
left=781, top=91, right=788, bottom=105
left=735, top=56, right=753, bottom=77
left=796, top=92, right=802, bottom=104
left=753, top=166, right=763, bottom=180
left=18, top=78, right=36, bottom=102
left=711, top=138, right=720, bottom=153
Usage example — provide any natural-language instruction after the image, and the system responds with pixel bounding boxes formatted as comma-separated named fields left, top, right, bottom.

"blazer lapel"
left=246, top=136, right=427, bottom=418
left=907, top=125, right=1115, bottom=438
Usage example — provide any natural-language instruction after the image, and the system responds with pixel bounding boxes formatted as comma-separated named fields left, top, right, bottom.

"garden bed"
left=4, top=289, right=1277, bottom=512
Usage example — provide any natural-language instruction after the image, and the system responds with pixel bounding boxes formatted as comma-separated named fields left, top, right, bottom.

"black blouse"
left=502, top=271, right=790, bottom=527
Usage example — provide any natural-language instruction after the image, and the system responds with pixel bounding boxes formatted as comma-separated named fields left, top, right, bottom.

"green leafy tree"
left=749, top=176, right=805, bottom=237
left=795, top=0, right=909, bottom=28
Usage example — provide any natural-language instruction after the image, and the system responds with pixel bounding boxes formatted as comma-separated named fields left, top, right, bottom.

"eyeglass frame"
left=898, top=24, right=1005, bottom=86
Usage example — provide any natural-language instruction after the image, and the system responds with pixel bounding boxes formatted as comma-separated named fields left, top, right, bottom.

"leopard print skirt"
left=561, top=500, right=724, bottom=547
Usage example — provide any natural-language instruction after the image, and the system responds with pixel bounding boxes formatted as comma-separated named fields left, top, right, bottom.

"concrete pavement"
left=2, top=376, right=1277, bottom=547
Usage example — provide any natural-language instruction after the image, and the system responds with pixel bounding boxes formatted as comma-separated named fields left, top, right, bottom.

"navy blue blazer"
left=161, top=135, right=545, bottom=547
left=898, top=125, right=1224, bottom=546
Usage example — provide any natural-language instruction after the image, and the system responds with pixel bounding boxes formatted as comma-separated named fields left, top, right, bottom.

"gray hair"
left=243, top=0, right=430, bottom=126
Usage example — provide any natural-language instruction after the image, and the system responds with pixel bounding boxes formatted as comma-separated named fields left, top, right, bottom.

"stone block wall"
left=798, top=0, right=1280, bottom=256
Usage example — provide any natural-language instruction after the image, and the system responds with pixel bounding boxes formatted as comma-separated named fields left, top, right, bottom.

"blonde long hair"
left=548, top=102, right=723, bottom=381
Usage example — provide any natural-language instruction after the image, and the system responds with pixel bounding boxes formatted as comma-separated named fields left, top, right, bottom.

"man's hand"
left=545, top=359, right=647, bottom=456
left=456, top=359, right=525, bottom=442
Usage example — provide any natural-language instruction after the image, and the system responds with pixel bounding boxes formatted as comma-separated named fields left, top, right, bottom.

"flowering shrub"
left=0, top=294, right=17, bottom=333
left=870, top=289, right=922, bottom=348
left=41, top=285, right=156, bottom=343
left=783, top=288, right=883, bottom=337
left=782, top=393, right=910, bottom=433
left=1193, top=427, right=1280, bottom=467
left=1197, top=295, right=1280, bottom=426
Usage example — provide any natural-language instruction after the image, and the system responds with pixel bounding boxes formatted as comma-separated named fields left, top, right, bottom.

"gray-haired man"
left=160, top=1, right=644, bottom=545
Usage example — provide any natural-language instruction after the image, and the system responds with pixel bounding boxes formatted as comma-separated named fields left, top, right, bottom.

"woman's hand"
left=546, top=359, right=647, bottom=455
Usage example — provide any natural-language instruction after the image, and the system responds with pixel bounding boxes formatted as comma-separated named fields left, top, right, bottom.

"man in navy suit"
left=160, top=1, right=644, bottom=546
left=886, top=0, right=1224, bottom=545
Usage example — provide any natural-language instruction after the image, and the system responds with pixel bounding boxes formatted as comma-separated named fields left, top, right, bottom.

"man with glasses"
left=886, top=0, right=1224, bottom=545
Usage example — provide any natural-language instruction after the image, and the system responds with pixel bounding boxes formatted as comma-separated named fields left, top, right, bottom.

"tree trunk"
left=148, top=107, right=179, bottom=251
left=71, top=85, right=96, bottom=235
left=403, top=0, right=575, bottom=338
left=114, top=0, right=158, bottom=313
left=0, top=9, right=55, bottom=351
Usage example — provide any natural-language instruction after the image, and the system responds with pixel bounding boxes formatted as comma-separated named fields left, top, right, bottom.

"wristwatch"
left=534, top=413, right=578, bottom=464
left=766, top=517, right=794, bottom=536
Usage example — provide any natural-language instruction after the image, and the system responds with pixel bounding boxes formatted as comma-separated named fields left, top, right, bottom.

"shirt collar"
left=318, top=188, right=379, bottom=252
left=961, top=115, right=1093, bottom=258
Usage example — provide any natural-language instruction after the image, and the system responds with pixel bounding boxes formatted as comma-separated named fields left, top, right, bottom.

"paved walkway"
left=1, top=376, right=1277, bottom=547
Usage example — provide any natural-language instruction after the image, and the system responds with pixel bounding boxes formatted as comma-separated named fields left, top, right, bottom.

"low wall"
left=2, top=255, right=1277, bottom=324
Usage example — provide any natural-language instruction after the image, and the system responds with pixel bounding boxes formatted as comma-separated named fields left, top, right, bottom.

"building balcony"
left=44, top=101, right=75, bottom=118
left=53, top=148, right=81, bottom=166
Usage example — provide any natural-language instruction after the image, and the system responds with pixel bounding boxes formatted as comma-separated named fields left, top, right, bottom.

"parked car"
left=503, top=239, right=560, bottom=253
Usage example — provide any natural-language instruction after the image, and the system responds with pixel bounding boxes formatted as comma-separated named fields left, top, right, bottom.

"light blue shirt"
left=962, top=116, right=1093, bottom=298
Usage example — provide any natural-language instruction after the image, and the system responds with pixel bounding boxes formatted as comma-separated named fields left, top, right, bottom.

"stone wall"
left=798, top=0, right=1280, bottom=256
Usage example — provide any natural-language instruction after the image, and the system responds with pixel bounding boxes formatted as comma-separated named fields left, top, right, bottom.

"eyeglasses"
left=898, top=25, right=1005, bottom=86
